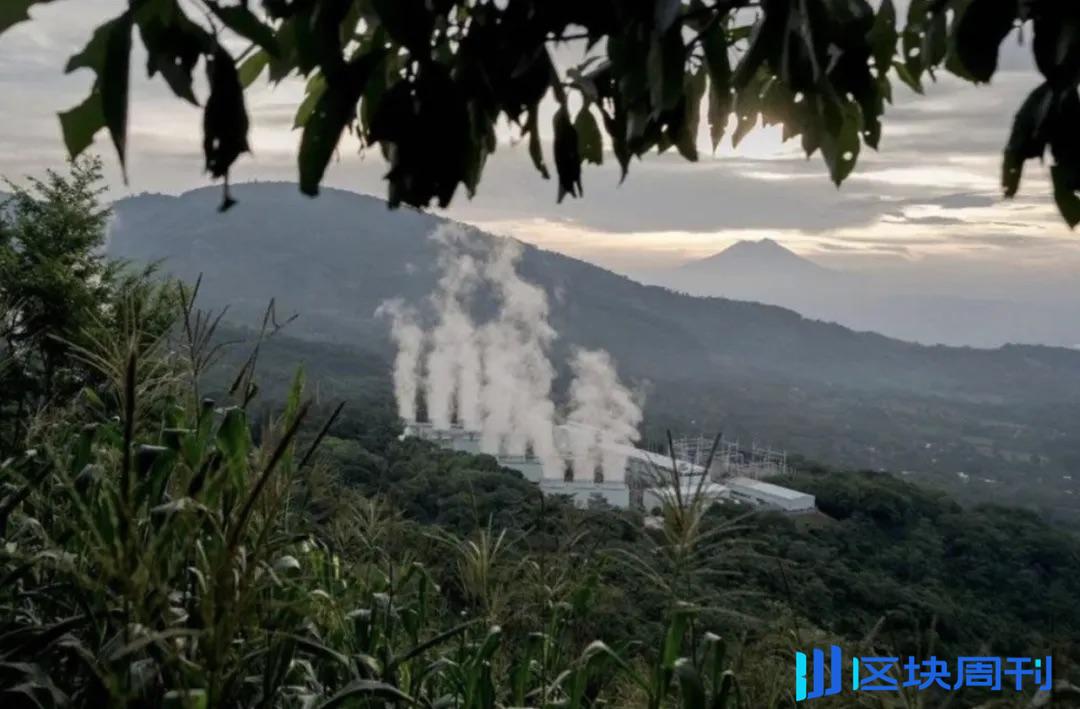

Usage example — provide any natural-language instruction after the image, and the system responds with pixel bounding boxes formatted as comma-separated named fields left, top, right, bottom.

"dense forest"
left=3, top=161, right=1080, bottom=707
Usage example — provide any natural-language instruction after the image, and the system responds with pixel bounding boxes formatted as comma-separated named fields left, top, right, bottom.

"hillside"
left=108, top=183, right=1080, bottom=521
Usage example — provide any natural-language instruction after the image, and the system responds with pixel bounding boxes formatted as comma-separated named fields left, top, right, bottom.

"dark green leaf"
left=868, top=0, right=897, bottom=75
left=315, top=680, right=414, bottom=709
left=388, top=619, right=480, bottom=671
left=647, top=28, right=686, bottom=113
left=70, top=424, right=97, bottom=477
left=1002, top=83, right=1052, bottom=197
left=732, top=4, right=782, bottom=90
left=107, top=629, right=200, bottom=663
left=474, top=625, right=502, bottom=662
left=1032, top=13, right=1080, bottom=85
left=526, top=107, right=550, bottom=180
left=162, top=690, right=207, bottom=709
left=760, top=74, right=796, bottom=135
left=0, top=616, right=87, bottom=657
left=371, top=0, right=433, bottom=55
left=713, top=670, right=738, bottom=709
left=818, top=98, right=861, bottom=186
left=900, top=0, right=928, bottom=87
left=661, top=605, right=695, bottom=671
left=294, top=74, right=327, bottom=129
left=674, top=658, right=706, bottom=709
left=0, top=0, right=52, bottom=36
left=203, top=47, right=250, bottom=182
left=655, top=0, right=682, bottom=34
left=921, top=9, right=947, bottom=71
left=859, top=77, right=887, bottom=149
left=63, top=12, right=133, bottom=176
left=298, top=80, right=360, bottom=196
left=58, top=91, right=105, bottom=160
left=892, top=60, right=923, bottom=95
left=134, top=444, right=168, bottom=476
left=575, top=106, right=603, bottom=166
left=701, top=21, right=732, bottom=151
left=676, top=68, right=706, bottom=161
left=553, top=104, right=582, bottom=202
left=702, top=633, right=726, bottom=699
left=707, top=84, right=732, bottom=152
left=278, top=633, right=353, bottom=672
left=101, top=13, right=132, bottom=177
left=1051, top=165, right=1080, bottom=227
left=359, top=50, right=395, bottom=137
left=267, top=15, right=302, bottom=82
left=216, top=407, right=250, bottom=461
left=0, top=662, right=68, bottom=708
left=463, top=110, right=496, bottom=199
left=137, top=445, right=177, bottom=507
left=731, top=72, right=766, bottom=148
left=364, top=59, right=474, bottom=208
left=207, top=2, right=280, bottom=57
left=226, top=399, right=309, bottom=550
left=135, top=0, right=211, bottom=104
left=953, top=0, right=1018, bottom=82
left=238, top=49, right=269, bottom=88
left=600, top=100, right=631, bottom=181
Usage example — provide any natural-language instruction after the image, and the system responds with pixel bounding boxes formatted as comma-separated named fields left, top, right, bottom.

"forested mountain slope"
left=109, top=183, right=1080, bottom=520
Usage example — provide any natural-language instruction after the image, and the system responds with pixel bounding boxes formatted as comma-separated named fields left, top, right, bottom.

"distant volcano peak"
left=678, top=238, right=828, bottom=276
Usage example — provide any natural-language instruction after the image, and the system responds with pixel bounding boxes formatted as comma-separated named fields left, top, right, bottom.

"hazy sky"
left=1, top=1, right=1075, bottom=275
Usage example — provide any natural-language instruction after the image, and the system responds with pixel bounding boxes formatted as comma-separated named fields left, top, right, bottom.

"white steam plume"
left=375, top=299, right=424, bottom=422
left=425, top=225, right=483, bottom=429
left=478, top=239, right=560, bottom=477
left=565, top=349, right=643, bottom=483
left=382, top=224, right=642, bottom=486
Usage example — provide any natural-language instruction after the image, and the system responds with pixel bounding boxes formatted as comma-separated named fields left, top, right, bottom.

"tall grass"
left=0, top=283, right=761, bottom=707
left=8, top=280, right=1074, bottom=707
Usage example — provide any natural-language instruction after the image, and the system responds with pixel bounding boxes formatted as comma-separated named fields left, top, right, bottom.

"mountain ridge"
left=104, top=182, right=1080, bottom=519
left=644, top=235, right=1080, bottom=349
left=105, top=182, right=1080, bottom=397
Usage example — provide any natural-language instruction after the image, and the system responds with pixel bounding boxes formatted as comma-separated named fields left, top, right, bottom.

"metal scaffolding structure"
left=671, top=434, right=791, bottom=481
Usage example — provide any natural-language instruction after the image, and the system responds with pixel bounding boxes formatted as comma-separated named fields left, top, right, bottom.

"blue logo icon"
left=795, top=646, right=842, bottom=701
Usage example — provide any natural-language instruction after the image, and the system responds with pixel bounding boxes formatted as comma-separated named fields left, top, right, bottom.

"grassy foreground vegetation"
left=2, top=161, right=1080, bottom=707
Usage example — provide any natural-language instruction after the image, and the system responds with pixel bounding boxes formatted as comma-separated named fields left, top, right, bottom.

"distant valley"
left=106, top=183, right=1080, bottom=521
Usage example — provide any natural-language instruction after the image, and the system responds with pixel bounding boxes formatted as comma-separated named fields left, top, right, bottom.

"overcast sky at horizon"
left=1, top=0, right=1077, bottom=278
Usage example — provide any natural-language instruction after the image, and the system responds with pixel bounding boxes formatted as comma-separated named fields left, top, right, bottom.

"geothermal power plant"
left=380, top=225, right=814, bottom=515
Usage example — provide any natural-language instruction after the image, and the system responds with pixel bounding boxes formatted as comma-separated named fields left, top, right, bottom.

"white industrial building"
left=725, top=476, right=815, bottom=512
left=400, top=421, right=815, bottom=514
left=494, top=454, right=545, bottom=484
left=538, top=479, right=631, bottom=508
left=403, top=422, right=483, bottom=455
left=640, top=481, right=729, bottom=514
left=553, top=423, right=706, bottom=482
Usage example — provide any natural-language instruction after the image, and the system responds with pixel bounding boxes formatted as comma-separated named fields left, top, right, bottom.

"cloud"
left=899, top=193, right=1000, bottom=209
left=0, top=1, right=1071, bottom=272
left=883, top=213, right=969, bottom=227
left=817, top=241, right=913, bottom=255
left=442, top=149, right=901, bottom=234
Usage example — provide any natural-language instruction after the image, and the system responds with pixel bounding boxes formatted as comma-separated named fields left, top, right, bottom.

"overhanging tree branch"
left=3, top=0, right=1077, bottom=226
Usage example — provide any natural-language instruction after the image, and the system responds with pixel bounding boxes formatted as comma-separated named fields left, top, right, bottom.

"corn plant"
left=0, top=282, right=643, bottom=708
left=0, top=247, right=776, bottom=707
